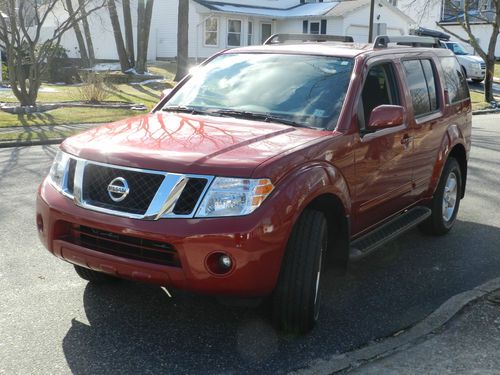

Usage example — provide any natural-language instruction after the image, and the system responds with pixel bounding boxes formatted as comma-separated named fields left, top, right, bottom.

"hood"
left=62, top=112, right=330, bottom=178
left=458, top=54, right=484, bottom=64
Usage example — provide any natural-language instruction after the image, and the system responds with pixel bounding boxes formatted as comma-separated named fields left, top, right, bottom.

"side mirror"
left=160, top=88, right=173, bottom=100
left=367, top=105, right=405, bottom=130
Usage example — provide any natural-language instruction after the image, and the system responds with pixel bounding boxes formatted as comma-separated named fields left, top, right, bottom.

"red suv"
left=36, top=34, right=471, bottom=333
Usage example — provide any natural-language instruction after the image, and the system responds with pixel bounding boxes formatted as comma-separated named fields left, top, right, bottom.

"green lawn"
left=470, top=90, right=492, bottom=111
left=0, top=62, right=176, bottom=130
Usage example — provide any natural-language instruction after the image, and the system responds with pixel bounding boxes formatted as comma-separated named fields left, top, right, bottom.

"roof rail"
left=263, top=33, right=354, bottom=45
left=373, top=35, right=443, bottom=48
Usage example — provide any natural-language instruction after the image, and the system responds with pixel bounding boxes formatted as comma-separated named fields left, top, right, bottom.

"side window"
left=421, top=60, right=438, bottom=112
left=440, top=57, right=469, bottom=104
left=359, top=63, right=400, bottom=130
left=402, top=59, right=439, bottom=116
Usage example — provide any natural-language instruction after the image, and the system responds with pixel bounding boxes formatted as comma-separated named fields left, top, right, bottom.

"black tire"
left=419, top=157, right=462, bottom=235
left=271, top=209, right=327, bottom=334
left=74, top=265, right=117, bottom=283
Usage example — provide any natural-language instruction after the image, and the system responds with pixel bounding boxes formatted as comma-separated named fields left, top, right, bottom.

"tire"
left=74, top=265, right=117, bottom=283
left=419, top=157, right=462, bottom=235
left=271, top=209, right=327, bottom=334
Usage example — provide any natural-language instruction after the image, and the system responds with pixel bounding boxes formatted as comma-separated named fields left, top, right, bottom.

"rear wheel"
left=74, top=265, right=118, bottom=283
left=271, top=209, right=327, bottom=334
left=419, top=157, right=462, bottom=235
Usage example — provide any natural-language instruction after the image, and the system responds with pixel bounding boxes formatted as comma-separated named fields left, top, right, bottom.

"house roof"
left=327, top=0, right=415, bottom=23
left=193, top=0, right=340, bottom=18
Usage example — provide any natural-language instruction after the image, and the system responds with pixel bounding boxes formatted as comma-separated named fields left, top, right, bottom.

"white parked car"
left=442, top=41, right=486, bottom=82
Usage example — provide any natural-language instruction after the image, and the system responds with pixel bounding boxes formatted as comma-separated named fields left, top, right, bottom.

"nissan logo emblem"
left=107, top=177, right=130, bottom=202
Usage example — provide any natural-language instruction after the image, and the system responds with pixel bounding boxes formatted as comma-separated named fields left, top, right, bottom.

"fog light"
left=206, top=252, right=234, bottom=275
left=219, top=255, right=232, bottom=269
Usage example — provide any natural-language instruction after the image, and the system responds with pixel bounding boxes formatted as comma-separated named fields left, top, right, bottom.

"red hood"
left=62, top=112, right=330, bottom=177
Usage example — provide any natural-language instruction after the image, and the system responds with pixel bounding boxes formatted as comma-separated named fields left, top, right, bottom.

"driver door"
left=351, top=61, right=414, bottom=235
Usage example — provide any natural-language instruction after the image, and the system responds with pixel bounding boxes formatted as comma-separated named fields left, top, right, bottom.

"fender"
left=273, top=161, right=351, bottom=226
left=427, top=124, right=467, bottom=197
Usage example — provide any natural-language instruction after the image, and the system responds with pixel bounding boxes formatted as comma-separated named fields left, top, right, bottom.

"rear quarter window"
left=440, top=57, right=469, bottom=103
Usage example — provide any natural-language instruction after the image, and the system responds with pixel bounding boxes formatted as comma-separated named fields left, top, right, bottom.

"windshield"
left=164, top=53, right=354, bottom=129
left=445, top=42, right=470, bottom=56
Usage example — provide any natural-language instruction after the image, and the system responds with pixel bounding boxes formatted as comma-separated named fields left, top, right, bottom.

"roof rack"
left=373, top=35, right=443, bottom=49
left=263, top=33, right=354, bottom=45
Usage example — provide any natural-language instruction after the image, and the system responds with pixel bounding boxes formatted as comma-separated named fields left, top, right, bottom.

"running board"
left=349, top=206, right=431, bottom=261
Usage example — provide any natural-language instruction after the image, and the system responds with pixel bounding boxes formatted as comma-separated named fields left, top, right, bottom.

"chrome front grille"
left=59, top=157, right=213, bottom=220
left=82, top=164, right=165, bottom=215
left=480, top=62, right=486, bottom=69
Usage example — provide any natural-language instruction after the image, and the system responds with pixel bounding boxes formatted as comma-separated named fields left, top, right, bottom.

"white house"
left=52, top=0, right=415, bottom=62
left=397, top=0, right=500, bottom=57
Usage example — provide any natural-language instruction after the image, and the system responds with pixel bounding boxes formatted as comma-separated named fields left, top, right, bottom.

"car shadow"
left=61, top=219, right=500, bottom=374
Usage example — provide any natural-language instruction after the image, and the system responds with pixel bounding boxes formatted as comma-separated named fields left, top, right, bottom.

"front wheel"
left=419, top=157, right=462, bottom=235
left=271, top=209, right=327, bottom=334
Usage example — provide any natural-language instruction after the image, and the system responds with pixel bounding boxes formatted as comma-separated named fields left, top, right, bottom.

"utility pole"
left=368, top=0, right=375, bottom=42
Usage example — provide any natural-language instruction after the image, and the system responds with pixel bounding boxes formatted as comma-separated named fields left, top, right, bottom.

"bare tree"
left=107, top=0, right=132, bottom=72
left=78, top=0, right=96, bottom=66
left=438, top=0, right=499, bottom=102
left=136, top=0, right=154, bottom=74
left=0, top=0, right=105, bottom=107
left=122, top=0, right=135, bottom=68
left=64, top=0, right=90, bottom=66
left=175, top=0, right=189, bottom=81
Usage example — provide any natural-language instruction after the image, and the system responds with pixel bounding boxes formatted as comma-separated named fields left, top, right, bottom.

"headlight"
left=196, top=177, right=274, bottom=217
left=48, top=150, right=70, bottom=190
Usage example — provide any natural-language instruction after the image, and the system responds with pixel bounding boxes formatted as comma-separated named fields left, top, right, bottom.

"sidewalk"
left=349, top=290, right=500, bottom=374
left=296, top=278, right=500, bottom=374
left=0, top=123, right=102, bottom=148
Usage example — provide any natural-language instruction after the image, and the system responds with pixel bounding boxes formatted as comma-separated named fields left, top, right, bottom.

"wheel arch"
left=306, top=193, right=350, bottom=269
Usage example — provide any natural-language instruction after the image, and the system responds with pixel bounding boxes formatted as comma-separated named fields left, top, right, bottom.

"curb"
left=293, top=277, right=500, bottom=374
left=0, top=138, right=64, bottom=149
left=472, top=108, right=500, bottom=115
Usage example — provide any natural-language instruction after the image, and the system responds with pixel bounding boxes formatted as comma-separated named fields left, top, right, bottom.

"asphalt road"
left=1, top=114, right=500, bottom=374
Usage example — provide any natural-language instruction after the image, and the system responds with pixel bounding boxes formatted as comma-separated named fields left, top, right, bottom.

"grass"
left=470, top=90, right=492, bottom=111
left=0, top=61, right=176, bottom=132
left=496, top=62, right=500, bottom=80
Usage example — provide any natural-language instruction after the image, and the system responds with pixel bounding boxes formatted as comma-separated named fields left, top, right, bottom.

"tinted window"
left=421, top=60, right=438, bottom=112
left=166, top=53, right=354, bottom=129
left=402, top=60, right=431, bottom=116
left=359, top=63, right=400, bottom=129
left=440, top=57, right=469, bottom=103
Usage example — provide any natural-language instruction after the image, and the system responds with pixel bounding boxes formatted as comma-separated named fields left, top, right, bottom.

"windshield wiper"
left=162, top=106, right=208, bottom=115
left=212, top=109, right=315, bottom=129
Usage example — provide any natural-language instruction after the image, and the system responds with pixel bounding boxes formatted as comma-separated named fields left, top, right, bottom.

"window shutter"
left=303, top=20, right=309, bottom=34
left=320, top=20, right=327, bottom=34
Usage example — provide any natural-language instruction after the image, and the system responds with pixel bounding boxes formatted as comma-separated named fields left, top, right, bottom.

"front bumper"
left=36, top=178, right=291, bottom=296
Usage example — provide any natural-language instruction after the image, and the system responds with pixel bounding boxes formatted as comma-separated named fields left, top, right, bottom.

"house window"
left=303, top=20, right=327, bottom=34
left=310, top=22, right=320, bottom=34
left=204, top=17, right=218, bottom=46
left=228, top=19, right=242, bottom=46
left=248, top=21, right=253, bottom=45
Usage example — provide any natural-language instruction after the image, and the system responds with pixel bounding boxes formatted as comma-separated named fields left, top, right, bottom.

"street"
left=1, top=114, right=499, bottom=374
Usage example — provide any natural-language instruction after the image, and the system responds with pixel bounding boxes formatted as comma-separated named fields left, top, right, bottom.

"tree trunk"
left=107, top=0, right=131, bottom=72
left=122, top=0, right=135, bottom=67
left=136, top=0, right=154, bottom=74
left=65, top=0, right=89, bottom=67
left=78, top=0, right=96, bottom=67
left=175, top=0, right=189, bottom=81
